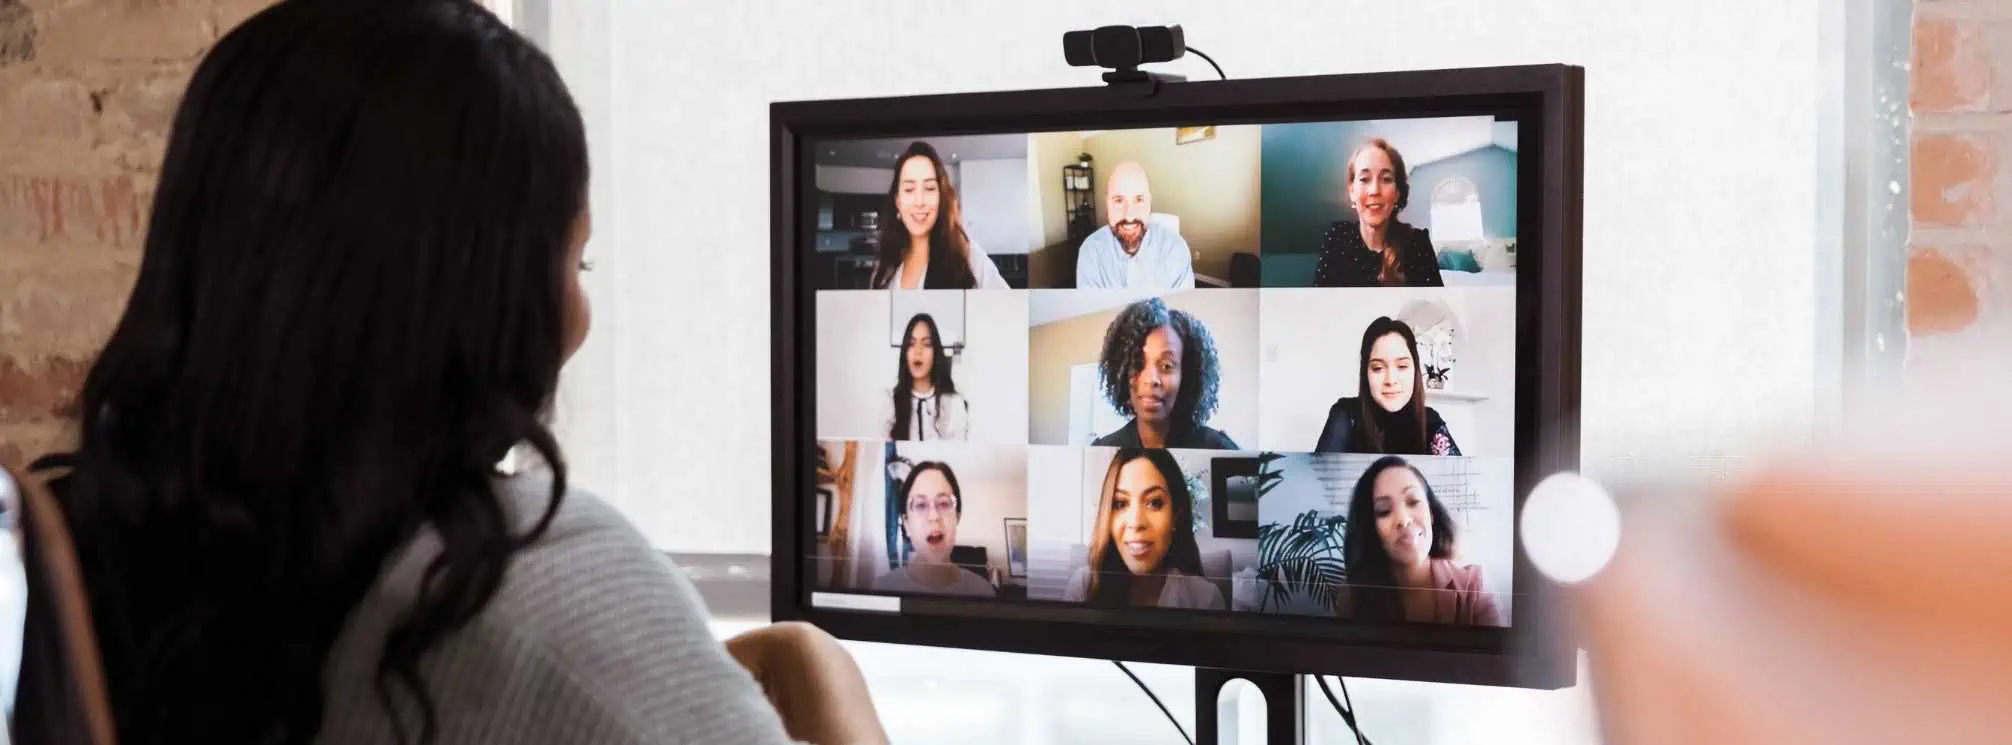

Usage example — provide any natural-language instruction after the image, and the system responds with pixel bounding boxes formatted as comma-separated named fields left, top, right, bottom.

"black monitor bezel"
left=770, top=64, right=1583, bottom=689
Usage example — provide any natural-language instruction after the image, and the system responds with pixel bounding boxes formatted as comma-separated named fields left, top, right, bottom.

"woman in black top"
left=1311, top=138, right=1446, bottom=288
left=1091, top=297, right=1239, bottom=450
left=1315, top=317, right=1462, bottom=456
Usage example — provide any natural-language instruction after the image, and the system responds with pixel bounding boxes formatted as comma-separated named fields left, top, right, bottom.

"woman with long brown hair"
left=1314, top=317, right=1462, bottom=455
left=868, top=141, right=1009, bottom=290
left=1334, top=456, right=1500, bottom=626
left=1311, top=137, right=1446, bottom=287
left=1062, top=449, right=1225, bottom=610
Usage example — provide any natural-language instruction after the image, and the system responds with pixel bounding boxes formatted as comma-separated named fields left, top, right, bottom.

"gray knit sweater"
left=314, top=473, right=799, bottom=745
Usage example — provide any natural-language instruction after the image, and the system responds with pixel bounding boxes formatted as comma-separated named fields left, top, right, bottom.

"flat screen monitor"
left=771, top=64, right=1583, bottom=689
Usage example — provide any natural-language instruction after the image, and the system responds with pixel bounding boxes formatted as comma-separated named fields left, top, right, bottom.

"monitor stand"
left=1194, top=668, right=1306, bottom=745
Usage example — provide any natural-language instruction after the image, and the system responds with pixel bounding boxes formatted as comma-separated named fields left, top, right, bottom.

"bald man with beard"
left=1075, top=161, right=1196, bottom=290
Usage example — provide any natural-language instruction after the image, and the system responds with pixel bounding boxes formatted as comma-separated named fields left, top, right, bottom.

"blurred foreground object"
left=1579, top=356, right=2012, bottom=745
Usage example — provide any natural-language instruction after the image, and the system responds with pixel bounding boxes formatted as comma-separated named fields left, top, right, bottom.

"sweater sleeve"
left=1314, top=400, right=1352, bottom=453
left=501, top=494, right=803, bottom=745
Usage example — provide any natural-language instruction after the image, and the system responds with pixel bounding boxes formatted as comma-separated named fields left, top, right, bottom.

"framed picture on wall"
left=815, top=487, right=834, bottom=537
left=1175, top=125, right=1217, bottom=145
left=1004, top=517, right=1029, bottom=578
left=1210, top=456, right=1264, bottom=539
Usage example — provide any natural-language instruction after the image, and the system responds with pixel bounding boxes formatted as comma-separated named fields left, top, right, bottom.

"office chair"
left=3, top=462, right=117, bottom=745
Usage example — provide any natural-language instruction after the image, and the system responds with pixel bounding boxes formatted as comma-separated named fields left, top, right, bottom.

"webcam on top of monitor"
left=1063, top=24, right=1188, bottom=86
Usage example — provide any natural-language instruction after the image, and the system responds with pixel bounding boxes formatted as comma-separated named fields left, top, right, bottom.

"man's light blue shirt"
left=1075, top=218, right=1196, bottom=290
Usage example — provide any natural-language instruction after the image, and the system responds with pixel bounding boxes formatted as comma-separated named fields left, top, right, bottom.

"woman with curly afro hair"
left=1091, top=297, right=1240, bottom=450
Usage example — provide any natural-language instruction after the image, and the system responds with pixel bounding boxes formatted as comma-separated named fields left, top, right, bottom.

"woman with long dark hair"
left=16, top=2, right=885, bottom=744
left=882, top=313, right=969, bottom=441
left=1314, top=317, right=1462, bottom=455
left=868, top=141, right=1009, bottom=290
left=1310, top=137, right=1446, bottom=288
left=1063, top=449, right=1225, bottom=610
left=1335, top=456, right=1500, bottom=626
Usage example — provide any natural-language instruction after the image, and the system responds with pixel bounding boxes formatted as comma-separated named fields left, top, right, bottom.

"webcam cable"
left=1113, top=661, right=1194, bottom=745
left=1186, top=47, right=1227, bottom=80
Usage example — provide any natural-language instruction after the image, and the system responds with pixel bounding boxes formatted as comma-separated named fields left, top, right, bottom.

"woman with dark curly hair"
left=1091, top=297, right=1239, bottom=450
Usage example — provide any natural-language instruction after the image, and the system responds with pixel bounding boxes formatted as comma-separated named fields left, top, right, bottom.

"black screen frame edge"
left=769, top=64, right=1584, bottom=690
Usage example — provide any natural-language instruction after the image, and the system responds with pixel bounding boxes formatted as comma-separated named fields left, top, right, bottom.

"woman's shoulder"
left=1433, top=558, right=1487, bottom=591
left=494, top=470, right=629, bottom=544
left=1321, top=398, right=1359, bottom=430
left=327, top=472, right=795, bottom=744
left=963, top=237, right=1010, bottom=289
left=1167, top=571, right=1226, bottom=609
left=1395, top=221, right=1433, bottom=246
left=1062, top=565, right=1092, bottom=600
left=954, top=568, right=999, bottom=596
left=1092, top=421, right=1137, bottom=447
left=1194, top=425, right=1240, bottom=450
left=870, top=259, right=899, bottom=288
left=352, top=472, right=645, bottom=626
left=1322, top=221, right=1361, bottom=246
left=1315, top=399, right=1358, bottom=452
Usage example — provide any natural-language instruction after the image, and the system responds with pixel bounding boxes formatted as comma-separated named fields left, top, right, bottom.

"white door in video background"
left=1066, top=363, right=1128, bottom=445
left=955, top=158, right=1034, bottom=257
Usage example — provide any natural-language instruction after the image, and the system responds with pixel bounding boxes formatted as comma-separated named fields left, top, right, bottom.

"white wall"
left=1341, top=115, right=1502, bottom=171
left=1258, top=287, right=1516, bottom=456
left=957, top=158, right=1036, bottom=255
left=816, top=290, right=1029, bottom=445
left=815, top=165, right=892, bottom=195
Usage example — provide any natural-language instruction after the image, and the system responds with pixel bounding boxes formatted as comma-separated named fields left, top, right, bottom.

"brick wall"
left=1911, top=0, right=2012, bottom=362
left=0, top=0, right=273, bottom=466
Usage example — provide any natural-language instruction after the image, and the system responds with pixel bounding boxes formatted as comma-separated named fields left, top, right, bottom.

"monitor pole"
left=1194, top=668, right=1306, bottom=745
